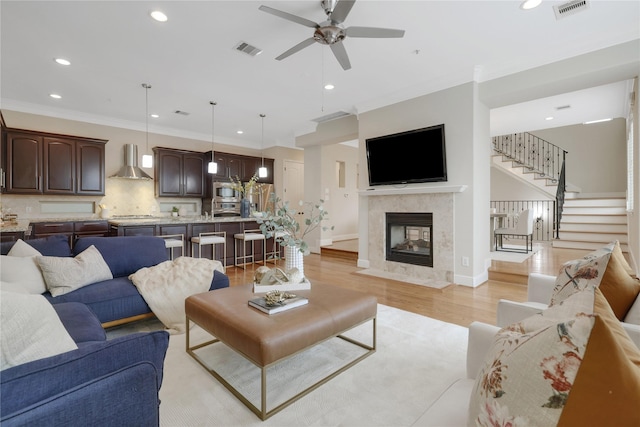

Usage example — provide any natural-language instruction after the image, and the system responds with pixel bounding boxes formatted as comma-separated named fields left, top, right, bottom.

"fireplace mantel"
left=359, top=185, right=467, bottom=197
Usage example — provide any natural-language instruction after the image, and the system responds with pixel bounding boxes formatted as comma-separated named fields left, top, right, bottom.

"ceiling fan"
left=259, top=0, right=405, bottom=70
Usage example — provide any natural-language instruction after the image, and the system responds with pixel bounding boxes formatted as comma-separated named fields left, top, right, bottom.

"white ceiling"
left=1, top=1, right=638, bottom=150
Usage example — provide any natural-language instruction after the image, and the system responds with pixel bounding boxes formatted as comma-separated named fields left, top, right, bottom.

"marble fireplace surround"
left=359, top=186, right=465, bottom=289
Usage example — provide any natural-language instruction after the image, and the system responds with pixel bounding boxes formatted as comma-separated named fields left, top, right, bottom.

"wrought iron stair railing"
left=492, top=132, right=568, bottom=239
left=492, top=132, right=567, bottom=183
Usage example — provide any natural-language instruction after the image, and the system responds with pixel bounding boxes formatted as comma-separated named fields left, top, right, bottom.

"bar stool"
left=233, top=229, right=266, bottom=268
left=161, top=234, right=184, bottom=260
left=265, top=230, right=288, bottom=264
left=191, top=232, right=226, bottom=268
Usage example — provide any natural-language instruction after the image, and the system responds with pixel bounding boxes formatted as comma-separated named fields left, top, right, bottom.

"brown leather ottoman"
left=185, top=283, right=377, bottom=420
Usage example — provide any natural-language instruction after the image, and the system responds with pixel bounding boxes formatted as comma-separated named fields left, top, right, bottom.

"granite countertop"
left=106, top=216, right=258, bottom=226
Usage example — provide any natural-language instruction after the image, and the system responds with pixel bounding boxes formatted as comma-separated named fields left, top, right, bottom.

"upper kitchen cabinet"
left=76, top=140, right=105, bottom=195
left=205, top=151, right=274, bottom=184
left=1, top=129, right=106, bottom=195
left=154, top=147, right=205, bottom=197
left=4, top=131, right=42, bottom=193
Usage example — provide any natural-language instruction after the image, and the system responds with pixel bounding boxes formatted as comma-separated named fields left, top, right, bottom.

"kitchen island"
left=5, top=216, right=273, bottom=266
left=108, top=216, right=270, bottom=265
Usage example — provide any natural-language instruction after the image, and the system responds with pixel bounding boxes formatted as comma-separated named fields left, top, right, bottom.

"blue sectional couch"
left=2, top=235, right=230, bottom=325
left=1, top=301, right=169, bottom=426
left=0, top=235, right=230, bottom=425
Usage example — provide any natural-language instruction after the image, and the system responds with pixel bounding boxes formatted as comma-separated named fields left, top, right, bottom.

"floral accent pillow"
left=469, top=286, right=640, bottom=427
left=550, top=243, right=612, bottom=305
left=468, top=289, right=595, bottom=427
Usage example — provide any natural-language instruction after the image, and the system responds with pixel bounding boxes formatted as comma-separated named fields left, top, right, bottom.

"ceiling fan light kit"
left=259, top=0, right=404, bottom=71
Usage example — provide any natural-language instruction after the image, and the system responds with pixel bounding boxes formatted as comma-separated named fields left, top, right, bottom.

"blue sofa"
left=1, top=301, right=169, bottom=426
left=2, top=235, right=230, bottom=325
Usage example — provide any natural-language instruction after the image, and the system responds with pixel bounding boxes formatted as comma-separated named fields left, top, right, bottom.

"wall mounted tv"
left=366, top=124, right=447, bottom=186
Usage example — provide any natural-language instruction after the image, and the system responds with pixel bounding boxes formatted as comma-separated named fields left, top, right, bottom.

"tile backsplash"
left=0, top=178, right=201, bottom=220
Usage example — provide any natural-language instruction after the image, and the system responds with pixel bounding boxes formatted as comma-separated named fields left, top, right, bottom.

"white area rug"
left=151, top=304, right=468, bottom=426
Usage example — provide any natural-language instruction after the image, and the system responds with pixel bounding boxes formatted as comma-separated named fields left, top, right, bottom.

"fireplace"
left=386, top=212, right=433, bottom=267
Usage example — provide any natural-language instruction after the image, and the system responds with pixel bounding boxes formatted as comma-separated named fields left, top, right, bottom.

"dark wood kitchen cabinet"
left=154, top=147, right=205, bottom=197
left=4, top=131, right=42, bottom=193
left=2, top=129, right=106, bottom=195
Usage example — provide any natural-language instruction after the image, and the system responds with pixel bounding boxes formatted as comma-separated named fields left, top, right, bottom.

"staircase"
left=492, top=133, right=629, bottom=252
left=553, top=196, right=629, bottom=252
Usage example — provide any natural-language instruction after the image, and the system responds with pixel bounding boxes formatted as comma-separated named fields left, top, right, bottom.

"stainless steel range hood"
left=110, top=144, right=152, bottom=180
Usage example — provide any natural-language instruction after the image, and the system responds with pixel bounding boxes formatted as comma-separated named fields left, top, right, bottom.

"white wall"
left=530, top=119, right=627, bottom=194
left=356, top=82, right=489, bottom=285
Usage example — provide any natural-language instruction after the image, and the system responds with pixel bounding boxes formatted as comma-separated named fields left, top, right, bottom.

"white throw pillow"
left=7, top=239, right=42, bottom=257
left=0, top=281, right=30, bottom=294
left=37, top=245, right=113, bottom=297
left=0, top=291, right=78, bottom=370
left=624, top=294, right=640, bottom=325
left=0, top=255, right=47, bottom=294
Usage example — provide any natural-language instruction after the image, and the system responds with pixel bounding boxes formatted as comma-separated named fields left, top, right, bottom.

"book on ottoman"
left=248, top=296, right=308, bottom=314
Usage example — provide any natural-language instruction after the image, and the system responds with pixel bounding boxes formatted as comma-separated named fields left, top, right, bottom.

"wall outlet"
left=461, top=256, right=470, bottom=267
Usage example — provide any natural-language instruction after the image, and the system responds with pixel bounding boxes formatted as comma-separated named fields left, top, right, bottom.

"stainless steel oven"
left=210, top=182, right=240, bottom=216
left=213, top=182, right=240, bottom=200
left=212, top=200, right=240, bottom=216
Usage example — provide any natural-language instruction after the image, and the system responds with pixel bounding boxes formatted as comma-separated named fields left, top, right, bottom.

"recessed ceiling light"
left=54, top=58, right=70, bottom=66
left=520, top=0, right=542, bottom=10
left=150, top=10, right=168, bottom=22
left=324, top=84, right=335, bottom=90
left=545, top=116, right=554, bottom=121
left=150, top=114, right=159, bottom=118
left=584, top=118, right=612, bottom=125
left=49, top=93, right=62, bottom=99
left=237, top=130, right=244, bottom=134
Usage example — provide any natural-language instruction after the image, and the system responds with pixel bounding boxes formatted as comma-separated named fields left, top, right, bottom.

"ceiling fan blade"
left=346, top=26, right=405, bottom=38
left=259, top=5, right=318, bottom=28
left=275, top=38, right=317, bottom=61
left=330, top=42, right=351, bottom=70
left=330, top=0, right=356, bottom=24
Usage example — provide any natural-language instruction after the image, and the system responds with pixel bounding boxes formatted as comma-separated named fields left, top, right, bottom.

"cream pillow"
left=0, top=255, right=47, bottom=294
left=7, top=239, right=42, bottom=257
left=37, top=245, right=113, bottom=297
left=1, top=291, right=78, bottom=370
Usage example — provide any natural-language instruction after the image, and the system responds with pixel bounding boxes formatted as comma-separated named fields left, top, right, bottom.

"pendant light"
left=258, top=113, right=267, bottom=178
left=208, top=101, right=218, bottom=174
left=141, top=83, right=153, bottom=168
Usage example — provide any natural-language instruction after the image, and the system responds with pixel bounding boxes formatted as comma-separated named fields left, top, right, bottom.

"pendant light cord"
left=260, top=114, right=265, bottom=167
left=210, top=101, right=216, bottom=155
left=143, top=83, right=151, bottom=155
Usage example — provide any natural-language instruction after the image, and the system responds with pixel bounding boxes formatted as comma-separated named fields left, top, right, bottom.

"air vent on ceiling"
left=235, top=41, right=262, bottom=57
left=312, top=111, right=351, bottom=123
left=174, top=110, right=190, bottom=116
left=553, top=0, right=589, bottom=20
left=556, top=105, right=571, bottom=111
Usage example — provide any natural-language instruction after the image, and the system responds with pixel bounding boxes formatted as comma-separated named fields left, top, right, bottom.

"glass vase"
left=240, top=198, right=251, bottom=218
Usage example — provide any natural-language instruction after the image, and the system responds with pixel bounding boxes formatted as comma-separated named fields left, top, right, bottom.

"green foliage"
left=229, top=174, right=260, bottom=195
left=256, top=193, right=333, bottom=254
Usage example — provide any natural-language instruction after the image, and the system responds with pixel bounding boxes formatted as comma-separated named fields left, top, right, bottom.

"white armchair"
left=494, top=209, right=534, bottom=253
left=497, top=272, right=640, bottom=348
left=413, top=321, right=500, bottom=426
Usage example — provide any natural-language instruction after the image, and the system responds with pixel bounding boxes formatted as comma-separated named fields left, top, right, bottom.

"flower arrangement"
left=256, top=193, right=333, bottom=254
left=229, top=173, right=260, bottom=196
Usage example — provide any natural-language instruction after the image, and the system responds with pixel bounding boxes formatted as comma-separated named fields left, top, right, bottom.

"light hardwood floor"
left=224, top=242, right=592, bottom=328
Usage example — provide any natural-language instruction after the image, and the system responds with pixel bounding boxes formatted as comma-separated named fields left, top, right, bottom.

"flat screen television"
left=366, top=124, right=447, bottom=186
